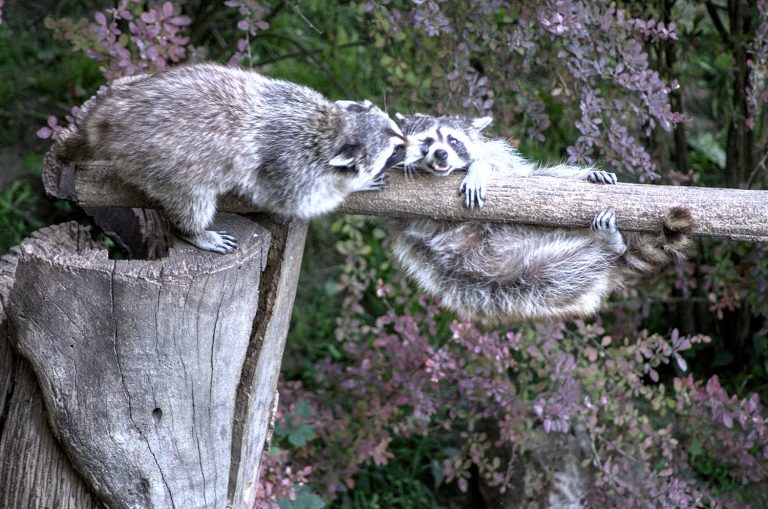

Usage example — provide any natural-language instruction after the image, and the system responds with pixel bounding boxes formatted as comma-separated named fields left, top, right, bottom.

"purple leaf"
left=168, top=15, right=191, bottom=26
left=673, top=353, right=687, bottom=372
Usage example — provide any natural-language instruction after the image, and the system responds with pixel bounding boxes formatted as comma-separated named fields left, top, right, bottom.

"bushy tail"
left=53, top=74, right=150, bottom=163
left=622, top=207, right=694, bottom=276
left=51, top=89, right=102, bottom=163
left=54, top=130, right=92, bottom=163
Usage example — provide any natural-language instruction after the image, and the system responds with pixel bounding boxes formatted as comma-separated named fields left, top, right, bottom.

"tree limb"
left=53, top=162, right=768, bottom=243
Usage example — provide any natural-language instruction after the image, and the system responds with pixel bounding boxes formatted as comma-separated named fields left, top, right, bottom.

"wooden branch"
left=63, top=162, right=768, bottom=243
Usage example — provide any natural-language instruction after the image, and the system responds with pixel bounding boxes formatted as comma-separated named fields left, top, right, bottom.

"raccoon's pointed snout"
left=434, top=148, right=449, bottom=161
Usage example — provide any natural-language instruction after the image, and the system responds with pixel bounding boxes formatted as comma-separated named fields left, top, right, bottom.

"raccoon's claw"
left=183, top=230, right=239, bottom=254
left=590, top=208, right=626, bottom=254
left=360, top=173, right=388, bottom=192
left=587, top=170, right=618, bottom=185
left=590, top=208, right=617, bottom=232
left=216, top=231, right=239, bottom=249
left=459, top=173, right=487, bottom=209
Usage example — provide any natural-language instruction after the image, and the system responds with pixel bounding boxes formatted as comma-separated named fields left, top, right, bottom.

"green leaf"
left=430, top=459, right=444, bottom=488
left=277, top=485, right=326, bottom=509
left=753, top=334, right=767, bottom=357
left=23, top=153, right=44, bottom=176
left=287, top=424, right=317, bottom=446
left=712, top=349, right=734, bottom=367
left=688, top=132, right=725, bottom=169
left=295, top=400, right=313, bottom=418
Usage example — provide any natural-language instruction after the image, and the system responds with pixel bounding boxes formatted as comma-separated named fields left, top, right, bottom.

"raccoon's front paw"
left=183, top=230, right=239, bottom=254
left=459, top=171, right=487, bottom=209
left=587, top=170, right=618, bottom=184
left=360, top=173, right=388, bottom=192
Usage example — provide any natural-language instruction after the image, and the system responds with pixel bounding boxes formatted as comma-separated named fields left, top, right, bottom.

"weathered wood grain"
left=228, top=217, right=308, bottom=509
left=5, top=215, right=273, bottom=508
left=0, top=225, right=102, bottom=509
left=67, top=162, right=768, bottom=243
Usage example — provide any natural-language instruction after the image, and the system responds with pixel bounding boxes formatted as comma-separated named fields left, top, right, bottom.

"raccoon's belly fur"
left=389, top=210, right=693, bottom=324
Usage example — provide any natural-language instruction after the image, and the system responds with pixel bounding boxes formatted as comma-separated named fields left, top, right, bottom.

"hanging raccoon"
left=387, top=113, right=693, bottom=324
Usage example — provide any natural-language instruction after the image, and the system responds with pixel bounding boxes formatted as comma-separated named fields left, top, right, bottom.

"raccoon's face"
left=329, top=100, right=408, bottom=190
left=396, top=114, right=493, bottom=177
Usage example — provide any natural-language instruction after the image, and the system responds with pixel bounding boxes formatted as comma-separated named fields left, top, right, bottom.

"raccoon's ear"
left=471, top=116, right=493, bottom=131
left=336, top=100, right=374, bottom=113
left=328, top=143, right=360, bottom=169
left=395, top=112, right=413, bottom=127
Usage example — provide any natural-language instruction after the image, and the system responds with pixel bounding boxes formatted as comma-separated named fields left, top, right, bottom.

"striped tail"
left=622, top=207, right=694, bottom=276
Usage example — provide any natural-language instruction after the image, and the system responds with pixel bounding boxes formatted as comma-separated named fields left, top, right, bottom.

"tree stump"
left=0, top=214, right=308, bottom=509
left=0, top=225, right=101, bottom=509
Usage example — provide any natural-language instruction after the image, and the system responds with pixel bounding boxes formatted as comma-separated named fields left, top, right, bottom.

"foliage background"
left=1, top=0, right=767, bottom=507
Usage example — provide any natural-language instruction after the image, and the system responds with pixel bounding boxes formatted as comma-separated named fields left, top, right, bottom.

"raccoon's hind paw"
left=587, top=170, right=618, bottom=185
left=182, top=230, right=239, bottom=254
left=459, top=171, right=487, bottom=209
left=590, top=208, right=617, bottom=232
left=590, top=208, right=626, bottom=255
left=360, top=173, right=388, bottom=192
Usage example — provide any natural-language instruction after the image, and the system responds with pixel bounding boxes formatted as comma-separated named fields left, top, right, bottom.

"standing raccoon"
left=55, top=64, right=407, bottom=253
left=388, top=114, right=693, bottom=323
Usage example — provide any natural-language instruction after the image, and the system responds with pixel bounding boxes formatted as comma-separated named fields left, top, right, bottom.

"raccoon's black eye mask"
left=384, top=144, right=406, bottom=169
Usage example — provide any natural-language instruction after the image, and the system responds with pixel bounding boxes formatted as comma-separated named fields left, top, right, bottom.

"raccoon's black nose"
left=434, top=148, right=448, bottom=161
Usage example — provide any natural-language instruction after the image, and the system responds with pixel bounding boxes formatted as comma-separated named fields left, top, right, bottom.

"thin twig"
left=255, top=33, right=352, bottom=95
left=704, top=2, right=731, bottom=44
left=252, top=41, right=366, bottom=67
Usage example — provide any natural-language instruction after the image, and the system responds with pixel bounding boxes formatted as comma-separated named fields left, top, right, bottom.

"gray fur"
left=389, top=114, right=693, bottom=324
left=56, top=64, right=406, bottom=253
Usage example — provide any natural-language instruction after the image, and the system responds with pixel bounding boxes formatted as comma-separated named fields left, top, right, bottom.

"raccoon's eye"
left=447, top=135, right=460, bottom=146
left=384, top=144, right=406, bottom=168
left=420, top=137, right=435, bottom=145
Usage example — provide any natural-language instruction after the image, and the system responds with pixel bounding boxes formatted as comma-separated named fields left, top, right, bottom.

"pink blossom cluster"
left=65, top=0, right=194, bottom=80
left=255, top=447, right=313, bottom=508
left=38, top=1, right=197, bottom=140
left=224, top=0, right=270, bottom=65
left=676, top=375, right=768, bottom=485
left=255, top=215, right=765, bottom=506
left=369, top=0, right=685, bottom=180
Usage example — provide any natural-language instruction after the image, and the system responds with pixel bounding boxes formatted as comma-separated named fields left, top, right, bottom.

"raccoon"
left=397, top=113, right=616, bottom=208
left=55, top=64, right=407, bottom=253
left=388, top=114, right=693, bottom=323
